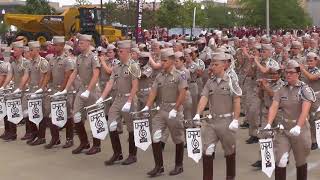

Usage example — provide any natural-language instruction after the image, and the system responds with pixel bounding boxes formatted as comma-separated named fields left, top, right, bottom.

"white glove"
left=34, top=88, right=43, bottom=94
left=80, top=90, right=90, bottom=99
left=229, top=119, right=239, bottom=131
left=168, top=109, right=177, bottom=119
left=141, top=106, right=149, bottom=112
left=0, top=87, right=3, bottom=91
left=96, top=97, right=104, bottom=104
left=121, top=102, right=131, bottom=112
left=290, top=125, right=301, bottom=136
left=13, top=88, right=21, bottom=94
left=264, top=124, right=272, bottom=130
left=54, top=89, right=67, bottom=96
left=193, top=114, right=200, bottom=121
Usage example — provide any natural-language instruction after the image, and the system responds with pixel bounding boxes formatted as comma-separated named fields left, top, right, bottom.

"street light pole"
left=100, top=0, right=103, bottom=35
left=266, top=0, right=270, bottom=36
left=191, top=7, right=196, bottom=39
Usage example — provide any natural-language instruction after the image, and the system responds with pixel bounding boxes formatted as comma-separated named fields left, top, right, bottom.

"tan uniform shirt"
left=29, top=55, right=49, bottom=90
left=151, top=68, right=188, bottom=104
left=75, top=51, right=100, bottom=89
left=11, top=56, right=30, bottom=89
left=186, top=61, right=199, bottom=83
left=0, top=61, right=12, bottom=76
left=273, top=81, right=315, bottom=120
left=201, top=73, right=239, bottom=115
left=139, top=63, right=153, bottom=90
left=110, top=60, right=138, bottom=94
left=49, top=53, right=75, bottom=90
left=291, top=54, right=306, bottom=64
left=99, top=58, right=120, bottom=90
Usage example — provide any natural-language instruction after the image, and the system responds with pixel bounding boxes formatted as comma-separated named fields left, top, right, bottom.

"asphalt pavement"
left=0, top=120, right=319, bottom=180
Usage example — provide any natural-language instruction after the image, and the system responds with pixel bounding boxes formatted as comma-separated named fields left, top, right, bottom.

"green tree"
left=206, top=5, right=238, bottom=28
left=240, top=0, right=312, bottom=29
left=156, top=0, right=182, bottom=29
left=179, top=0, right=207, bottom=28
left=0, top=23, right=9, bottom=35
left=16, top=0, right=56, bottom=15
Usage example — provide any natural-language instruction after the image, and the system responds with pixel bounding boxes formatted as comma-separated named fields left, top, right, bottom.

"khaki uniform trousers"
left=151, top=104, right=185, bottom=144
left=108, top=95, right=134, bottom=132
left=73, top=87, right=99, bottom=122
left=274, top=120, right=311, bottom=167
left=244, top=79, right=261, bottom=137
left=201, top=116, right=236, bottom=156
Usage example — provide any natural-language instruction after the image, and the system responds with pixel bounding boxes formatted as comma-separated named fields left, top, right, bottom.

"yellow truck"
left=4, top=6, right=123, bottom=45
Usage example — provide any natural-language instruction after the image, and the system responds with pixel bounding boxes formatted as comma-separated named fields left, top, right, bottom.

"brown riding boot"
left=297, top=164, right=307, bottom=180
left=3, top=122, right=17, bottom=141
left=104, top=131, right=123, bottom=165
left=21, top=119, right=32, bottom=140
left=0, top=117, right=10, bottom=139
left=44, top=123, right=60, bottom=149
left=63, top=118, right=74, bottom=148
left=86, top=138, right=101, bottom=155
left=30, top=118, right=47, bottom=146
left=147, top=142, right=164, bottom=177
left=72, top=122, right=90, bottom=154
left=275, top=166, right=286, bottom=180
left=203, top=153, right=214, bottom=180
left=226, top=153, right=236, bottom=180
left=121, top=132, right=137, bottom=165
left=9, top=121, right=17, bottom=140
left=169, top=143, right=184, bottom=176
left=26, top=121, right=38, bottom=144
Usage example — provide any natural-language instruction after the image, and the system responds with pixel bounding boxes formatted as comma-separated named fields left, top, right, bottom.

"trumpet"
left=183, top=114, right=213, bottom=127
left=84, top=97, right=113, bottom=110
left=257, top=124, right=284, bottom=138
left=49, top=90, right=77, bottom=98
left=130, top=106, right=160, bottom=115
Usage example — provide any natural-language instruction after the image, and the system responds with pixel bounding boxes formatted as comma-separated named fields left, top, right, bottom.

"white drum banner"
left=259, top=138, right=275, bottom=178
left=6, top=98, right=23, bottom=124
left=0, top=96, right=6, bottom=119
left=133, top=119, right=152, bottom=151
left=186, top=128, right=202, bottom=163
left=51, top=100, right=67, bottom=128
left=87, top=108, right=108, bottom=140
left=28, top=98, right=43, bottom=126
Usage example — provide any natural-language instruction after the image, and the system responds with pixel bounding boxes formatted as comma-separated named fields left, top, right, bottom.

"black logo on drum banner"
left=134, top=120, right=149, bottom=143
left=90, top=111, right=105, bottom=134
left=187, top=130, right=201, bottom=154
left=316, top=121, right=320, bottom=130
left=29, top=100, right=41, bottom=119
left=260, top=141, right=273, bottom=168
left=7, top=100, right=21, bottom=118
left=52, top=102, right=66, bottom=121
left=0, top=98, right=4, bottom=114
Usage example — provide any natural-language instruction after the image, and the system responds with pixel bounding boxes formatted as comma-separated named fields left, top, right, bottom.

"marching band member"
left=299, top=52, right=320, bottom=150
left=194, top=52, right=241, bottom=180
left=45, top=36, right=75, bottom=149
left=26, top=41, right=50, bottom=146
left=97, top=40, right=140, bottom=166
left=143, top=48, right=187, bottom=177
left=265, top=60, right=315, bottom=180
left=0, top=47, right=14, bottom=140
left=54, top=34, right=101, bottom=154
